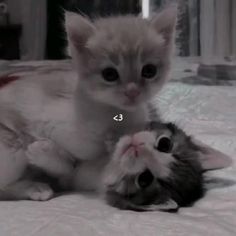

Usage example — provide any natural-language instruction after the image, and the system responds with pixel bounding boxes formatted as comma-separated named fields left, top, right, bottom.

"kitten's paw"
left=26, top=140, right=55, bottom=167
left=27, top=140, right=55, bottom=155
left=26, top=182, right=54, bottom=201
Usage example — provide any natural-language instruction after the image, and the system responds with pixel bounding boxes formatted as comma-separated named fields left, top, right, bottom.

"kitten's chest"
left=52, top=107, right=148, bottom=160
left=81, top=115, right=146, bottom=155
left=105, top=111, right=148, bottom=147
left=110, top=117, right=145, bottom=135
left=51, top=119, right=108, bottom=160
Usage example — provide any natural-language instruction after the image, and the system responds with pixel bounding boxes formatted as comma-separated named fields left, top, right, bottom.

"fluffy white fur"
left=0, top=7, right=178, bottom=200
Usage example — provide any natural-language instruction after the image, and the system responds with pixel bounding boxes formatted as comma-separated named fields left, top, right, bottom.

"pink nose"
left=121, top=136, right=144, bottom=157
left=129, top=139, right=144, bottom=157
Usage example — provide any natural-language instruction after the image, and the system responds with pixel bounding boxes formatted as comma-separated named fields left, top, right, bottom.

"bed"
left=0, top=58, right=235, bottom=236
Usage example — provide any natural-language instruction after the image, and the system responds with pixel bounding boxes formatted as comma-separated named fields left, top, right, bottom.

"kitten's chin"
left=92, top=95, right=145, bottom=111
left=104, top=100, right=142, bottom=111
left=118, top=98, right=146, bottom=111
left=121, top=104, right=140, bottom=111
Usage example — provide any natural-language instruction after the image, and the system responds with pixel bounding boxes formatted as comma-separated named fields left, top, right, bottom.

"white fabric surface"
left=0, top=59, right=235, bottom=236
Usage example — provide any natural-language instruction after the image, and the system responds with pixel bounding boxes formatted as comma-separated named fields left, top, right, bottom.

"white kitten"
left=0, top=7, right=178, bottom=200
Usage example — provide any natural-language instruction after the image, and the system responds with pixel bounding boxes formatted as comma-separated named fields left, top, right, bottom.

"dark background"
left=46, top=0, right=141, bottom=59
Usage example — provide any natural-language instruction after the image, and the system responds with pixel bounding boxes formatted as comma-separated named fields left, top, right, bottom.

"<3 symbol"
left=113, top=114, right=123, bottom=122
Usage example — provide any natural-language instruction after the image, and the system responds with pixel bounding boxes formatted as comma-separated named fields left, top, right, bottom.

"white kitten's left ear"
left=150, top=5, right=177, bottom=43
left=65, top=11, right=95, bottom=50
left=193, top=138, right=233, bottom=171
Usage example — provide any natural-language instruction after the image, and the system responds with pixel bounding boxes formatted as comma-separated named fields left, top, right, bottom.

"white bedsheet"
left=0, top=59, right=235, bottom=236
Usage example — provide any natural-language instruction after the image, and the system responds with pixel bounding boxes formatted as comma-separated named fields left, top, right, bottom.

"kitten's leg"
left=0, top=127, right=54, bottom=201
left=0, top=180, right=53, bottom=201
left=26, top=140, right=74, bottom=178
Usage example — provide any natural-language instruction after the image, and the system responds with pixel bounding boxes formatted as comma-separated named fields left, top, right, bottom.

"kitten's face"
left=102, top=122, right=199, bottom=211
left=103, top=123, right=180, bottom=193
left=66, top=8, right=177, bottom=110
left=103, top=122, right=231, bottom=211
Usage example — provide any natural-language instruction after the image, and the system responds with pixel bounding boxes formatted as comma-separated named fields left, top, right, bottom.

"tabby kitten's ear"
left=139, top=198, right=179, bottom=212
left=150, top=5, right=177, bottom=44
left=65, top=11, right=95, bottom=51
left=192, top=138, right=233, bottom=171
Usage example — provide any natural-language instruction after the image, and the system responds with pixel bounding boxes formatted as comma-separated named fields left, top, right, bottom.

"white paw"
left=27, top=183, right=54, bottom=201
left=27, top=140, right=55, bottom=155
left=26, top=140, right=55, bottom=167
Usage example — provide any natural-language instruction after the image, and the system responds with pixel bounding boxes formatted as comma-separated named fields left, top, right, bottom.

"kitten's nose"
left=124, top=83, right=140, bottom=100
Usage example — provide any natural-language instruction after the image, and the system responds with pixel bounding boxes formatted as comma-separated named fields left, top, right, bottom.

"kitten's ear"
left=193, top=138, right=233, bottom=171
left=150, top=5, right=177, bottom=43
left=65, top=11, right=95, bottom=50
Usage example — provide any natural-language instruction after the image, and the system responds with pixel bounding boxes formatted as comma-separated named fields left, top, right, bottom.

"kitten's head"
left=65, top=7, right=177, bottom=110
left=103, top=122, right=232, bottom=211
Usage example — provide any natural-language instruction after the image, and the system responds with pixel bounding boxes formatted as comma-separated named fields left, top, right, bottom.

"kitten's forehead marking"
left=88, top=16, right=165, bottom=66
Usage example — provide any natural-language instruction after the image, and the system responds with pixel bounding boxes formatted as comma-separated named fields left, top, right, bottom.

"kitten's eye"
left=136, top=169, right=154, bottom=189
left=155, top=136, right=173, bottom=153
left=102, top=67, right=119, bottom=82
left=141, top=64, right=157, bottom=79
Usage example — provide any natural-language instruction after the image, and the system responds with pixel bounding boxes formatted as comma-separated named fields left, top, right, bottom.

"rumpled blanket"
left=0, top=58, right=235, bottom=236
